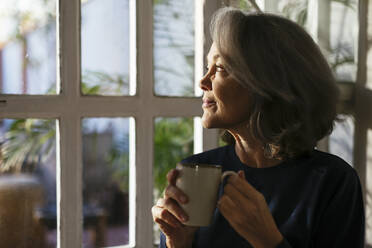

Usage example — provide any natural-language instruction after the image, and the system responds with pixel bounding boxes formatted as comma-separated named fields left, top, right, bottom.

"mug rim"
left=177, top=162, right=222, bottom=169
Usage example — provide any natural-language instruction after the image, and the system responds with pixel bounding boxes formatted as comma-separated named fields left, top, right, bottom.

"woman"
left=152, top=7, right=365, bottom=248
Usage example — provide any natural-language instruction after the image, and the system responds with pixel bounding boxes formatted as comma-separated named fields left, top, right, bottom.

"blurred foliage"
left=154, top=0, right=169, bottom=5
left=82, top=70, right=129, bottom=95
left=231, top=0, right=267, bottom=11
left=332, top=0, right=356, bottom=10
left=235, top=0, right=253, bottom=11
left=0, top=119, right=55, bottom=173
left=153, top=118, right=193, bottom=197
left=2, top=0, right=56, bottom=43
left=281, top=0, right=308, bottom=27
left=153, top=0, right=195, bottom=96
left=106, top=136, right=130, bottom=193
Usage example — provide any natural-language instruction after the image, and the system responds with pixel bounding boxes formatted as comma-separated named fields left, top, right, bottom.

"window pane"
left=329, top=115, right=354, bottom=165
left=81, top=0, right=130, bottom=96
left=278, top=0, right=307, bottom=26
left=153, top=0, right=195, bottom=97
left=218, top=129, right=233, bottom=147
left=0, top=119, right=57, bottom=247
left=329, top=0, right=358, bottom=81
left=82, top=118, right=130, bottom=247
left=229, top=0, right=258, bottom=11
left=153, top=117, right=194, bottom=244
left=0, top=0, right=57, bottom=94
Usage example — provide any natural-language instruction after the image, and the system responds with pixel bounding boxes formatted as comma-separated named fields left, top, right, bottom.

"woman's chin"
left=201, top=116, right=218, bottom=129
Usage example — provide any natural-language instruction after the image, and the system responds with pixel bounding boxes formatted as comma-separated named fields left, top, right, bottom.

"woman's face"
left=200, top=43, right=252, bottom=129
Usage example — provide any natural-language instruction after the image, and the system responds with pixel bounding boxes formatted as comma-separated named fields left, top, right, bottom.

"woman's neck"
left=227, top=128, right=281, bottom=169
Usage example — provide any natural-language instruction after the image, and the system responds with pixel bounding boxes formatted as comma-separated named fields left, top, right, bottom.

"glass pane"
left=329, top=115, right=354, bottom=165
left=0, top=119, right=57, bottom=247
left=82, top=118, right=130, bottom=247
left=218, top=129, right=234, bottom=147
left=232, top=0, right=307, bottom=24
left=0, top=0, right=57, bottom=94
left=81, top=0, right=130, bottom=96
left=329, top=0, right=358, bottom=81
left=153, top=117, right=194, bottom=244
left=277, top=0, right=307, bottom=26
left=153, top=0, right=195, bottom=97
left=229, top=0, right=260, bottom=11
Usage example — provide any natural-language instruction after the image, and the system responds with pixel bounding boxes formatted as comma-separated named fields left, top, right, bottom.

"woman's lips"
left=202, top=99, right=216, bottom=108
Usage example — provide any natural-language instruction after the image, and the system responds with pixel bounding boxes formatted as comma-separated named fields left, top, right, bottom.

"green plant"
left=153, top=118, right=193, bottom=196
left=0, top=119, right=55, bottom=173
left=281, top=0, right=308, bottom=27
left=82, top=70, right=129, bottom=95
left=106, top=137, right=130, bottom=193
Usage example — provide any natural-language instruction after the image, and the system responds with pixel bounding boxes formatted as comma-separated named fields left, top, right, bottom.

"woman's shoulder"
left=307, top=150, right=360, bottom=183
left=181, top=145, right=233, bottom=165
left=311, top=150, right=355, bottom=172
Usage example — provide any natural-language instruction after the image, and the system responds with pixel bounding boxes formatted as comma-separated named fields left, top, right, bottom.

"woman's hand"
left=152, top=169, right=198, bottom=248
left=218, top=170, right=284, bottom=248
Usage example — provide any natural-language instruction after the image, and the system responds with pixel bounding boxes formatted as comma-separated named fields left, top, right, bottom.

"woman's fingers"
left=223, top=182, right=254, bottom=210
left=157, top=198, right=189, bottom=223
left=164, top=168, right=189, bottom=204
left=218, top=194, right=239, bottom=222
left=166, top=169, right=179, bottom=185
left=227, top=172, right=260, bottom=201
left=157, top=218, right=175, bottom=236
left=152, top=168, right=191, bottom=237
left=152, top=204, right=182, bottom=228
left=165, top=169, right=188, bottom=203
left=164, top=184, right=188, bottom=204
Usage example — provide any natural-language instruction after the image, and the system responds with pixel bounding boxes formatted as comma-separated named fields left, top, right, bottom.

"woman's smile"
left=202, top=98, right=216, bottom=108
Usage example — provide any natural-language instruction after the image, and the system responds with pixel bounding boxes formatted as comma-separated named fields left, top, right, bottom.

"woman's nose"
left=199, top=72, right=212, bottom=91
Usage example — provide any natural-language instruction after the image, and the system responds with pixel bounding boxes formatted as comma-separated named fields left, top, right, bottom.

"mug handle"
left=221, top=170, right=238, bottom=183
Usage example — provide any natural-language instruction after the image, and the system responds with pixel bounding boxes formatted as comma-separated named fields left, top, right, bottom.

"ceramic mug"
left=175, top=163, right=238, bottom=226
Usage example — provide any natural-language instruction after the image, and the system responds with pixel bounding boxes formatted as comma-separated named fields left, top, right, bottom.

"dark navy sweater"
left=159, top=145, right=365, bottom=248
